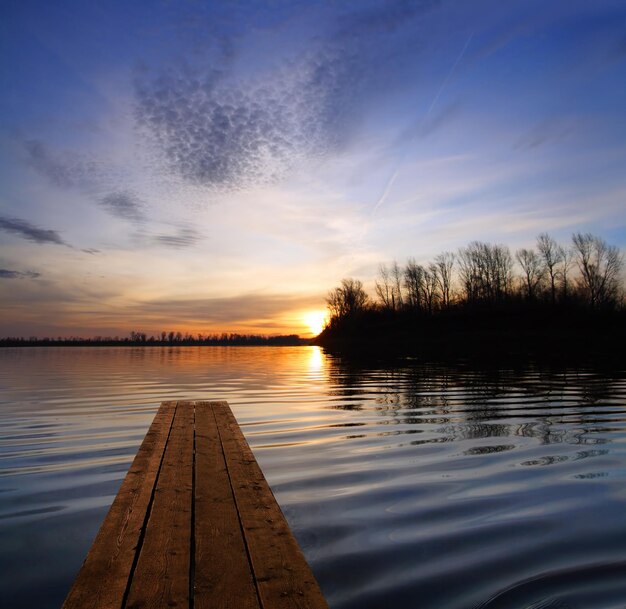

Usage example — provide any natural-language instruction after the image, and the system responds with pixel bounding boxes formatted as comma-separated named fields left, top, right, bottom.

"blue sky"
left=1, top=0, right=625, bottom=336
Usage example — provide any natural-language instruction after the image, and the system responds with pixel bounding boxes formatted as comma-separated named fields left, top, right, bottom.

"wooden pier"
left=62, top=401, right=329, bottom=609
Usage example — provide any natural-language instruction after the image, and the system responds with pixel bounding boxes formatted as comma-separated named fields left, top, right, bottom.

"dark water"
left=1, top=347, right=625, bottom=609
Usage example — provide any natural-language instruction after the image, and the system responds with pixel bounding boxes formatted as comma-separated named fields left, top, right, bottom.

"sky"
left=1, top=0, right=625, bottom=338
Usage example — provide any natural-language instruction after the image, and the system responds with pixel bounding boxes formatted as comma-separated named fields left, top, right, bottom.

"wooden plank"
left=124, top=402, right=195, bottom=609
left=214, top=403, right=329, bottom=609
left=62, top=402, right=177, bottom=609
left=193, top=401, right=260, bottom=609
left=64, top=400, right=329, bottom=609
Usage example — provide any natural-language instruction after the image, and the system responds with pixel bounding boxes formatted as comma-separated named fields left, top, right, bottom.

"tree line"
left=326, top=232, right=624, bottom=327
left=0, top=332, right=306, bottom=347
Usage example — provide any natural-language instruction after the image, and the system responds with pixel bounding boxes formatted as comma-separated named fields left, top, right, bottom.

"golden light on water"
left=308, top=345, right=324, bottom=372
left=302, top=310, right=326, bottom=336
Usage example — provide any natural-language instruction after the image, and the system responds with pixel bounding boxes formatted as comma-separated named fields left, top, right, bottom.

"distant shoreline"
left=0, top=335, right=310, bottom=348
left=3, top=308, right=625, bottom=367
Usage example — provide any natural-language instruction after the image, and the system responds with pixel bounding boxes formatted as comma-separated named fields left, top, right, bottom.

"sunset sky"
left=1, top=0, right=625, bottom=337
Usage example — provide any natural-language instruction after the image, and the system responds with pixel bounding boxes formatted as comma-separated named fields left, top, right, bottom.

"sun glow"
left=302, top=310, right=326, bottom=336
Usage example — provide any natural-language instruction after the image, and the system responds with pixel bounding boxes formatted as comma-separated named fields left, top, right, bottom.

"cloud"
left=138, top=292, right=321, bottom=327
left=24, top=140, right=76, bottom=188
left=99, top=191, right=145, bottom=222
left=153, top=226, right=200, bottom=248
left=0, top=269, right=41, bottom=279
left=0, top=216, right=68, bottom=245
left=24, top=139, right=126, bottom=194
left=1, top=279, right=323, bottom=336
left=133, top=0, right=438, bottom=191
left=134, top=64, right=331, bottom=189
left=336, top=0, right=438, bottom=37
left=395, top=100, right=462, bottom=146
left=135, top=224, right=201, bottom=248
left=514, top=118, right=576, bottom=151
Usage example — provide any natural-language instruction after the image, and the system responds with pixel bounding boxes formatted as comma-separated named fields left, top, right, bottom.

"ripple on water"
left=0, top=347, right=625, bottom=609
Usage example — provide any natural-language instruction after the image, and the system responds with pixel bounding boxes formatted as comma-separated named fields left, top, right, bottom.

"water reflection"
left=0, top=347, right=625, bottom=609
left=308, top=346, right=324, bottom=374
left=324, top=354, right=626, bottom=448
left=319, top=352, right=626, bottom=609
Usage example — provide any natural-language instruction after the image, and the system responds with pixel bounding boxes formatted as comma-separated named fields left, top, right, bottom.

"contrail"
left=372, top=32, right=474, bottom=216
left=427, top=32, right=474, bottom=116
left=372, top=166, right=401, bottom=215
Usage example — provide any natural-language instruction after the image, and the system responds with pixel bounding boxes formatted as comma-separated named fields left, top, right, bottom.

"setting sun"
left=302, top=310, right=326, bottom=336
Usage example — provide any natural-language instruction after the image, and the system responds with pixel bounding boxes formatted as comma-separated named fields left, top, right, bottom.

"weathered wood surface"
left=62, top=401, right=328, bottom=609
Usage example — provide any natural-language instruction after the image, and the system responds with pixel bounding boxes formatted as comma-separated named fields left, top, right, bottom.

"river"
left=1, top=346, right=625, bottom=608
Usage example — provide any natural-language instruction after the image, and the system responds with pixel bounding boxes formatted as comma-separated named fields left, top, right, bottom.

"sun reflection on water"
left=308, top=345, right=324, bottom=373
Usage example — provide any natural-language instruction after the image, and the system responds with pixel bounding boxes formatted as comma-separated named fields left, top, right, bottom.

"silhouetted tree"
left=391, top=261, right=404, bottom=310
left=516, top=247, right=544, bottom=300
left=536, top=233, right=563, bottom=305
left=572, top=233, right=623, bottom=308
left=560, top=245, right=575, bottom=301
left=375, top=264, right=394, bottom=310
left=376, top=262, right=403, bottom=311
left=327, top=278, right=370, bottom=322
left=433, top=251, right=455, bottom=307
left=423, top=266, right=438, bottom=314
left=404, top=259, right=425, bottom=310
left=319, top=234, right=624, bottom=348
left=458, top=241, right=513, bottom=304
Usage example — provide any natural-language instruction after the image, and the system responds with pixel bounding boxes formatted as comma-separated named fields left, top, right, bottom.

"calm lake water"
left=1, top=346, right=625, bottom=609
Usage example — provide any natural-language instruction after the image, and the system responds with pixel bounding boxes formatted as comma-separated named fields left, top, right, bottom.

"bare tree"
left=327, top=278, right=370, bottom=321
left=404, top=259, right=425, bottom=310
left=572, top=233, right=623, bottom=308
left=375, top=264, right=393, bottom=310
left=536, top=233, right=563, bottom=305
left=516, top=247, right=544, bottom=300
left=492, top=244, right=514, bottom=300
left=458, top=242, right=513, bottom=303
left=391, top=260, right=404, bottom=310
left=457, top=242, right=482, bottom=303
left=422, top=267, right=438, bottom=314
left=376, top=262, right=403, bottom=311
left=433, top=251, right=455, bottom=307
left=560, top=245, right=574, bottom=301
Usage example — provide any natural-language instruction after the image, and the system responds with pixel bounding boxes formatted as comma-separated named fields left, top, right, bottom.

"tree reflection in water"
left=317, top=350, right=626, bottom=609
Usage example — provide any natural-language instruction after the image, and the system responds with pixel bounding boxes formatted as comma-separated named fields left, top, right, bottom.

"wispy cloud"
left=336, top=0, right=438, bottom=36
left=0, top=286, right=323, bottom=336
left=395, top=100, right=462, bottom=145
left=24, top=140, right=76, bottom=188
left=372, top=28, right=472, bottom=216
left=153, top=226, right=200, bottom=248
left=24, top=139, right=126, bottom=195
left=514, top=118, right=576, bottom=151
left=138, top=292, right=321, bottom=327
left=99, top=191, right=145, bottom=222
left=0, top=269, right=41, bottom=279
left=134, top=224, right=202, bottom=249
left=0, top=216, right=68, bottom=246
